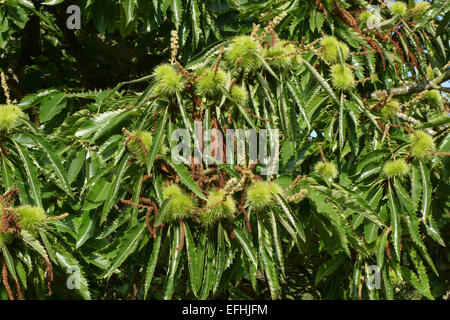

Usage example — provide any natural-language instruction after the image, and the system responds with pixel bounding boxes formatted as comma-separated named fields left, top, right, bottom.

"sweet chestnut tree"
left=0, top=0, right=449, bottom=300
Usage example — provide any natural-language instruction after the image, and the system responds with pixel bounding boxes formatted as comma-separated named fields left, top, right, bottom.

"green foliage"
left=0, top=0, right=448, bottom=301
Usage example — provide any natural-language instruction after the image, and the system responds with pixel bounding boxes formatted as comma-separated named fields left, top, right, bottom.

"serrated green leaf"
left=233, top=226, right=258, bottom=268
left=101, top=223, right=146, bottom=279
left=144, top=228, right=162, bottom=299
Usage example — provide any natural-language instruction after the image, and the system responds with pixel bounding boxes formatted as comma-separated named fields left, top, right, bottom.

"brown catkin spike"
left=239, top=205, right=252, bottom=233
left=1, top=72, right=11, bottom=105
left=427, top=152, right=450, bottom=157
left=250, top=23, right=260, bottom=39
left=318, top=144, right=326, bottom=163
left=358, top=272, right=365, bottom=300
left=46, top=213, right=69, bottom=221
left=140, top=197, right=158, bottom=238
left=284, top=174, right=302, bottom=194
left=0, top=195, right=6, bottom=233
left=176, top=61, right=194, bottom=82
left=239, top=178, right=249, bottom=208
left=434, top=127, right=450, bottom=141
left=146, top=200, right=159, bottom=236
left=285, top=189, right=308, bottom=202
left=14, top=277, right=23, bottom=300
left=270, top=28, right=278, bottom=47
left=315, top=0, right=328, bottom=20
left=356, top=75, right=378, bottom=85
left=120, top=198, right=147, bottom=210
left=2, top=259, right=14, bottom=300
left=243, top=106, right=269, bottom=122
left=170, top=30, right=179, bottom=65
left=43, top=258, right=53, bottom=296
left=213, top=46, right=225, bottom=80
left=0, top=193, right=21, bottom=235
left=354, top=49, right=377, bottom=56
left=176, top=220, right=185, bottom=251
left=4, top=189, right=18, bottom=207
left=145, top=206, right=156, bottom=238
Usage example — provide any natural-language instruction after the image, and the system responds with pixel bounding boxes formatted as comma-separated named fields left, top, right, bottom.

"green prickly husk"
left=16, top=205, right=47, bottom=232
left=199, top=189, right=236, bottom=226
left=247, top=181, right=283, bottom=210
left=0, top=104, right=24, bottom=132
left=383, top=159, right=409, bottom=178
left=315, top=162, right=338, bottom=180
left=128, top=130, right=153, bottom=164
left=162, top=184, right=197, bottom=223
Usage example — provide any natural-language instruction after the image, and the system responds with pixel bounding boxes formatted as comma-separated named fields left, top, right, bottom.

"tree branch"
left=439, top=86, right=450, bottom=93
left=395, top=112, right=436, bottom=135
left=371, top=69, right=450, bottom=99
